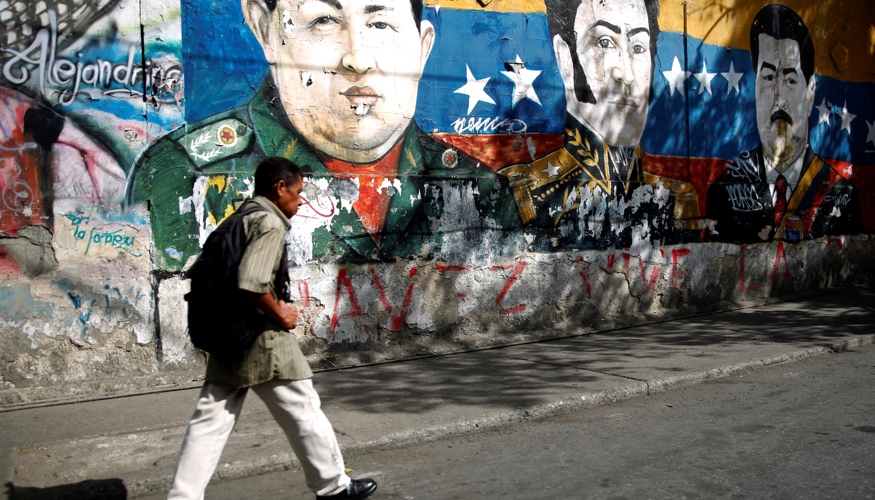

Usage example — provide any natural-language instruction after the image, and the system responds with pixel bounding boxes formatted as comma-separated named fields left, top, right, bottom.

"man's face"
left=250, top=0, right=434, bottom=164
left=276, top=177, right=305, bottom=218
left=557, top=0, right=652, bottom=147
left=754, top=34, right=815, bottom=170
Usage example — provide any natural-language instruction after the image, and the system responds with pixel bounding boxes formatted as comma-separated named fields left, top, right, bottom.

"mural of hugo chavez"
left=127, top=0, right=520, bottom=272
left=705, top=4, right=863, bottom=244
left=499, top=0, right=700, bottom=251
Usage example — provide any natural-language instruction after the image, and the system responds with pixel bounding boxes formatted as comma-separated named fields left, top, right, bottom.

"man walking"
left=168, top=157, right=376, bottom=500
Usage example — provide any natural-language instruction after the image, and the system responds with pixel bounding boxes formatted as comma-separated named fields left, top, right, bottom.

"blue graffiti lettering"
left=64, top=214, right=90, bottom=240
left=85, top=226, right=140, bottom=257
left=64, top=213, right=141, bottom=257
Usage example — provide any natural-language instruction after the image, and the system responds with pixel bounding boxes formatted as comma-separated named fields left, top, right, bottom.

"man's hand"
left=276, top=300, right=298, bottom=330
left=244, top=291, right=298, bottom=330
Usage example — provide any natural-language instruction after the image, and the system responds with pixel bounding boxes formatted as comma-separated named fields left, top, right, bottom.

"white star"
left=454, top=65, right=496, bottom=115
left=693, top=61, right=717, bottom=95
left=839, top=101, right=856, bottom=134
left=720, top=61, right=743, bottom=95
left=840, top=164, right=853, bottom=177
left=662, top=57, right=690, bottom=97
left=816, top=98, right=831, bottom=126
left=501, top=55, right=542, bottom=108
left=540, top=161, right=560, bottom=177
left=866, top=120, right=875, bottom=147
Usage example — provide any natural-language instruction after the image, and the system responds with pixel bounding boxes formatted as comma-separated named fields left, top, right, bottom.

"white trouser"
left=167, top=378, right=350, bottom=499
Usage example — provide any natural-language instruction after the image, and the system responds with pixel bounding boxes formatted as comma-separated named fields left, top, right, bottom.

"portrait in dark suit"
left=705, top=4, right=862, bottom=243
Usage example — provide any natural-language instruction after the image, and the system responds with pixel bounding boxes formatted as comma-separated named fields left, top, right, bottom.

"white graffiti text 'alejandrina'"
left=1, top=10, right=181, bottom=106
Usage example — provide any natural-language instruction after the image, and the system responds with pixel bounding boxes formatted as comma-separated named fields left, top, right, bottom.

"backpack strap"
left=236, top=199, right=292, bottom=303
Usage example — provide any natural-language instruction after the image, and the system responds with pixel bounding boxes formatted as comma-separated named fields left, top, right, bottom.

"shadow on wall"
left=321, top=285, right=875, bottom=416
left=5, top=479, right=127, bottom=499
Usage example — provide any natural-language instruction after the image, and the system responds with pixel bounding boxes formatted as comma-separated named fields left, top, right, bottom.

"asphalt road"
left=137, top=343, right=875, bottom=500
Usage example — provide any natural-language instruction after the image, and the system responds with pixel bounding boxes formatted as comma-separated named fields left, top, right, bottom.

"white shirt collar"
left=763, top=147, right=806, bottom=200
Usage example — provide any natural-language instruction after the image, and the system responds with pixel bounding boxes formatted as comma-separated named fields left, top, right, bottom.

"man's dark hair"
left=254, top=157, right=302, bottom=196
left=544, top=0, right=660, bottom=104
left=750, top=4, right=814, bottom=84
left=263, top=0, right=423, bottom=31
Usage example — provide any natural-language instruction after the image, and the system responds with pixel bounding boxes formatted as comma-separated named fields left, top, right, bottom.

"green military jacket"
left=129, top=78, right=521, bottom=272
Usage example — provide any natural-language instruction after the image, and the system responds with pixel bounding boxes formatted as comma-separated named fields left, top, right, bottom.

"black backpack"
left=183, top=200, right=291, bottom=359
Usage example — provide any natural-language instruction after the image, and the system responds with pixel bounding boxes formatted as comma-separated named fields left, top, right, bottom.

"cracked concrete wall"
left=1, top=0, right=874, bottom=407
left=0, top=0, right=186, bottom=407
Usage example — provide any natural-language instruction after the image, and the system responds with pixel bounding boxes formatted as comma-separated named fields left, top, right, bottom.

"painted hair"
left=254, top=157, right=303, bottom=196
left=543, top=0, right=660, bottom=104
left=750, top=4, right=815, bottom=83
left=263, top=0, right=423, bottom=31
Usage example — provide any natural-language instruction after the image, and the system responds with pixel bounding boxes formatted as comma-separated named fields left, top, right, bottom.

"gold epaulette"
left=499, top=148, right=587, bottom=224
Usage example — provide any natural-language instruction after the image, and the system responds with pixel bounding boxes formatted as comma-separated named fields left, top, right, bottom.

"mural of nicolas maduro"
left=705, top=4, right=862, bottom=244
left=500, top=0, right=699, bottom=250
left=129, top=0, right=519, bottom=271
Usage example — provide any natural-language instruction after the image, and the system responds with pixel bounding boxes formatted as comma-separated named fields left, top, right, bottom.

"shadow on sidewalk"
left=5, top=479, right=127, bottom=499
left=318, top=287, right=875, bottom=416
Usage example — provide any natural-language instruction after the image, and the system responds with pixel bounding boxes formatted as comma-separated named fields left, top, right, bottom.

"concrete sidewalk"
left=3, top=286, right=874, bottom=498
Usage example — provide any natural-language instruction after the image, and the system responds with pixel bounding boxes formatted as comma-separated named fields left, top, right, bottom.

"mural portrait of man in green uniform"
left=128, top=0, right=520, bottom=271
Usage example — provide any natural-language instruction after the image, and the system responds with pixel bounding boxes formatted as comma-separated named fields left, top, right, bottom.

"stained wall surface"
left=1, top=0, right=873, bottom=406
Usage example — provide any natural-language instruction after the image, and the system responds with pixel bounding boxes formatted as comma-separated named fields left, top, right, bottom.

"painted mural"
left=0, top=0, right=180, bottom=399
left=704, top=4, right=862, bottom=243
left=129, top=0, right=523, bottom=271
left=0, top=0, right=182, bottom=232
left=500, top=0, right=701, bottom=250
left=125, top=0, right=875, bottom=271
left=1, top=0, right=874, bottom=403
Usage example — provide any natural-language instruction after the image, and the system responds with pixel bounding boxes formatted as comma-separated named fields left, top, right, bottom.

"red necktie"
left=773, top=174, right=788, bottom=227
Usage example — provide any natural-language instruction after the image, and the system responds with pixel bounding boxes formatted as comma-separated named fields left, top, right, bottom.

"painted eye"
left=597, top=38, right=616, bottom=49
left=632, top=43, right=646, bottom=54
left=370, top=22, right=391, bottom=29
left=310, top=16, right=340, bottom=27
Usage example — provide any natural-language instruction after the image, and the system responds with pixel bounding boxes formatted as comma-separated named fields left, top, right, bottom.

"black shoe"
left=317, top=479, right=377, bottom=500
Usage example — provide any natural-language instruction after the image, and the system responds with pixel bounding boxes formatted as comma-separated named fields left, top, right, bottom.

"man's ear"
left=262, top=178, right=284, bottom=201
left=418, top=20, right=436, bottom=74
left=805, top=74, right=817, bottom=113
left=242, top=0, right=279, bottom=65
left=553, top=34, right=575, bottom=95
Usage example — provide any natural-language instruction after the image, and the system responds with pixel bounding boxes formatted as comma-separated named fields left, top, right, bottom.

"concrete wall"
left=1, top=0, right=873, bottom=407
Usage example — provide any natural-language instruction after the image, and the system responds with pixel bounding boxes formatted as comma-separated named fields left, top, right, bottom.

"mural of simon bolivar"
left=500, top=0, right=700, bottom=250
left=127, top=0, right=520, bottom=271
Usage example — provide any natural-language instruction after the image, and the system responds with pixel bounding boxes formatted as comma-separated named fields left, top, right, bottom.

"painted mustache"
left=771, top=109, right=793, bottom=126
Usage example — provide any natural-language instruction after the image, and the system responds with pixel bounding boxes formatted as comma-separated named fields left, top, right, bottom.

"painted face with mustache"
left=754, top=33, right=816, bottom=171
left=246, top=0, right=435, bottom=164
